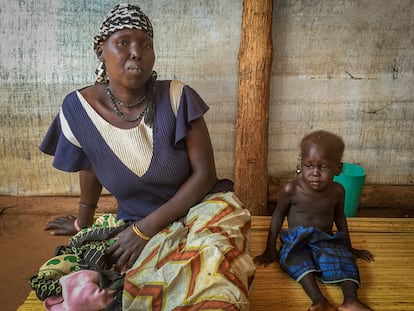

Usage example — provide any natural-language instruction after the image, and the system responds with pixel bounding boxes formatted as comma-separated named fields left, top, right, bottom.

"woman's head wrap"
left=93, top=3, right=153, bottom=84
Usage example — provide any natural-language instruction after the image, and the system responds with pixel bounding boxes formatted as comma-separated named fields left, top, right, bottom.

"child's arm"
left=254, top=183, right=292, bottom=266
left=334, top=184, right=374, bottom=262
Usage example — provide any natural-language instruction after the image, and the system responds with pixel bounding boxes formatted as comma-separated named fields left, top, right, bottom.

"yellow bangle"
left=132, top=223, right=151, bottom=241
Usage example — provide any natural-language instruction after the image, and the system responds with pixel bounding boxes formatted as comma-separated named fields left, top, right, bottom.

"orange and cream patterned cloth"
left=123, top=192, right=255, bottom=311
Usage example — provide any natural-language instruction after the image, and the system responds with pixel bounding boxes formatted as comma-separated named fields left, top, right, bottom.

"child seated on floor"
left=254, top=130, right=374, bottom=311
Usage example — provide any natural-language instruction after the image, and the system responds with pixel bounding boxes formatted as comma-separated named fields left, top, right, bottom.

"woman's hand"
left=45, top=215, right=78, bottom=236
left=106, top=226, right=148, bottom=273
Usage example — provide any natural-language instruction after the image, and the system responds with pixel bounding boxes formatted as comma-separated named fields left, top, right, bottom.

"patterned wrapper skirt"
left=123, top=192, right=255, bottom=311
left=30, top=192, right=255, bottom=310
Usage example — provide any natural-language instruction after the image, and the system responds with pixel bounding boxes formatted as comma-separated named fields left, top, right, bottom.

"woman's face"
left=99, top=28, right=155, bottom=89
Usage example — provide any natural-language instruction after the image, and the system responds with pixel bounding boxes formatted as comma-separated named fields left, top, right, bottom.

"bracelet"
left=79, top=202, right=98, bottom=209
left=132, top=223, right=151, bottom=241
left=74, top=218, right=81, bottom=232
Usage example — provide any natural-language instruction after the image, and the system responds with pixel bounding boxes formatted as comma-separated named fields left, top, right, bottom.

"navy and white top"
left=40, top=80, right=209, bottom=222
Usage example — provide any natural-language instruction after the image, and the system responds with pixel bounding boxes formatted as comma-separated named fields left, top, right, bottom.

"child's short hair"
left=300, top=130, right=345, bottom=162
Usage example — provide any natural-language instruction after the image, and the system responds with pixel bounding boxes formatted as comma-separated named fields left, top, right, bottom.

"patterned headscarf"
left=93, top=3, right=154, bottom=84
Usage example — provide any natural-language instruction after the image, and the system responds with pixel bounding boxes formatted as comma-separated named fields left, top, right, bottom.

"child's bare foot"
left=339, top=300, right=373, bottom=311
left=309, top=301, right=337, bottom=311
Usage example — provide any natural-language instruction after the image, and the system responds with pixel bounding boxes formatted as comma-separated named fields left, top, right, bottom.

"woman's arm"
left=77, top=167, right=102, bottom=228
left=107, top=117, right=217, bottom=272
left=44, top=167, right=102, bottom=235
left=139, top=117, right=217, bottom=236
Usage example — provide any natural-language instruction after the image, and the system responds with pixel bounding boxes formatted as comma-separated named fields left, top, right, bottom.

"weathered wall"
left=0, top=0, right=242, bottom=195
left=268, top=0, right=414, bottom=185
left=0, top=0, right=413, bottom=196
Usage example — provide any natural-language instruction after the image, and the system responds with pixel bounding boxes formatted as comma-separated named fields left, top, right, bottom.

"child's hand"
left=253, top=248, right=278, bottom=266
left=351, top=248, right=374, bottom=262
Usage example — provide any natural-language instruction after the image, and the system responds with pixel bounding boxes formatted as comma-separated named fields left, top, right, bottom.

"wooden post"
left=235, top=0, right=273, bottom=215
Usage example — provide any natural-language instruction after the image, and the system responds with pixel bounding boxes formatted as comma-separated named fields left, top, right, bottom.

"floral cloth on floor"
left=30, top=215, right=126, bottom=310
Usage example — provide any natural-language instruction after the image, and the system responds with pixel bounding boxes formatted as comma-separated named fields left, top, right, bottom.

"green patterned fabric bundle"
left=30, top=214, right=126, bottom=300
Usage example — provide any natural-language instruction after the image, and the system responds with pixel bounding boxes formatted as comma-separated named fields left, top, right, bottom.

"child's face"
left=300, top=143, right=342, bottom=192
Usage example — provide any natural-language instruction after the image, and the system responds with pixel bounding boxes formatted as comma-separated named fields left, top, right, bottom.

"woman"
left=33, top=3, right=254, bottom=311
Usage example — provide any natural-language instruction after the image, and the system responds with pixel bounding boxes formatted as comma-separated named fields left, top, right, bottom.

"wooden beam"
left=235, top=0, right=273, bottom=215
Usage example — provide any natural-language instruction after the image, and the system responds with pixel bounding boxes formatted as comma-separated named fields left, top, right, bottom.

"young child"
left=254, top=130, right=374, bottom=311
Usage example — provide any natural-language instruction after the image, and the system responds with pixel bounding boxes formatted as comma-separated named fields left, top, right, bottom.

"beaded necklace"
left=106, top=86, right=148, bottom=123
left=106, top=86, right=146, bottom=107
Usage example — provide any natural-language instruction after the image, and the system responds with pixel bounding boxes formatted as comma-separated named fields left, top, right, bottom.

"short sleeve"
left=39, top=112, right=91, bottom=172
left=174, top=85, right=209, bottom=145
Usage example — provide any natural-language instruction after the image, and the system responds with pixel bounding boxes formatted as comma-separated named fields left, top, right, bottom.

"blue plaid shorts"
left=279, top=226, right=360, bottom=286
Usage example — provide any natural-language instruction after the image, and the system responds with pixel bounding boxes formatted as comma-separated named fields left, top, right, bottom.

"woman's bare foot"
left=309, top=301, right=337, bottom=311
left=339, top=300, right=373, bottom=311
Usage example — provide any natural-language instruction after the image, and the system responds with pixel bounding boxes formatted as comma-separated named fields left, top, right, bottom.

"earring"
left=151, top=70, right=158, bottom=80
left=95, top=62, right=108, bottom=84
left=296, top=157, right=301, bottom=174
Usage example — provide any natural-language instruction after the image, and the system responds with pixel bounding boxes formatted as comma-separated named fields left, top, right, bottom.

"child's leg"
left=339, top=281, right=372, bottom=311
left=299, top=274, right=336, bottom=311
